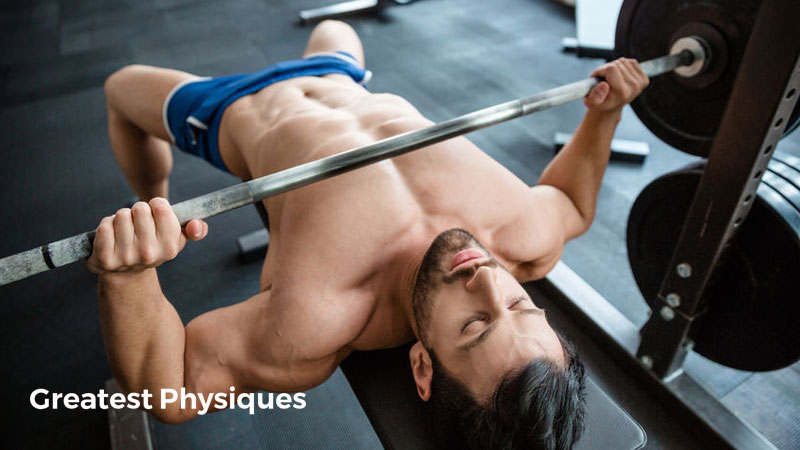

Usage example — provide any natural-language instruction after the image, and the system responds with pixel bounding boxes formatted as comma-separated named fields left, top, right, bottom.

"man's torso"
left=217, top=75, right=537, bottom=351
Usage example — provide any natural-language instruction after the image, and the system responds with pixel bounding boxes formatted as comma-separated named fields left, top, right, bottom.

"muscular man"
left=90, top=21, right=648, bottom=449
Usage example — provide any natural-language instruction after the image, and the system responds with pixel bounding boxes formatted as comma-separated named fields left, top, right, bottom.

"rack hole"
left=764, top=144, right=773, bottom=155
left=734, top=217, right=743, bottom=226
left=743, top=194, right=752, bottom=203
left=788, top=88, right=796, bottom=99
left=754, top=170, right=762, bottom=179
left=775, top=117, right=784, bottom=128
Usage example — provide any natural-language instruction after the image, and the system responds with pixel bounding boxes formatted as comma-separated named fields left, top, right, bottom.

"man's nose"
left=465, top=266, right=502, bottom=305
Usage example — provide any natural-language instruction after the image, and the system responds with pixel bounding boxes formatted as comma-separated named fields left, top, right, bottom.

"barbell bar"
left=0, top=43, right=704, bottom=286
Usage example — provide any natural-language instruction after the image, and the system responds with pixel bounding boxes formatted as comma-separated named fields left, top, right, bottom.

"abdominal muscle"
left=220, top=75, right=427, bottom=176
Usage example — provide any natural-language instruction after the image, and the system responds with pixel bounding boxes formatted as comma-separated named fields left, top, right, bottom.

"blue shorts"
left=163, top=51, right=371, bottom=172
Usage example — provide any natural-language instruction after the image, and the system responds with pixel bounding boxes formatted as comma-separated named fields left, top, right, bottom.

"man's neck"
left=382, top=242, right=427, bottom=342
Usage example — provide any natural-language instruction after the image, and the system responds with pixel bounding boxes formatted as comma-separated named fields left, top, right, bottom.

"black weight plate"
left=615, top=0, right=761, bottom=156
left=762, top=172, right=800, bottom=215
left=771, top=150, right=800, bottom=180
left=765, top=155, right=800, bottom=214
left=769, top=154, right=800, bottom=205
left=627, top=165, right=800, bottom=371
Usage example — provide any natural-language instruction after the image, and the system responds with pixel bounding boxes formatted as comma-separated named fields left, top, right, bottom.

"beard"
left=411, top=228, right=485, bottom=345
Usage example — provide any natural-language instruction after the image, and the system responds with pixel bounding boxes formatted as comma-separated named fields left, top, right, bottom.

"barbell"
left=0, top=42, right=705, bottom=286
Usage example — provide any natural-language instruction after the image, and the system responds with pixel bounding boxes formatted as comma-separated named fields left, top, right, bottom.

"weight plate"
left=772, top=151, right=800, bottom=177
left=615, top=0, right=800, bottom=155
left=762, top=172, right=800, bottom=215
left=766, top=155, right=800, bottom=214
left=627, top=164, right=800, bottom=371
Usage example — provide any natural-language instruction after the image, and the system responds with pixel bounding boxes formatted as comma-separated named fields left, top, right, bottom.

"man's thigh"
left=105, top=65, right=197, bottom=142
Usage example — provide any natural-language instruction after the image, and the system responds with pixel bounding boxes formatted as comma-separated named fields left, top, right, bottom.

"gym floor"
left=1, top=0, right=798, bottom=448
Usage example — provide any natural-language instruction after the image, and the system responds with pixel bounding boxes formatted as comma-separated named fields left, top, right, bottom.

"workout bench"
left=106, top=342, right=646, bottom=450
left=112, top=205, right=646, bottom=449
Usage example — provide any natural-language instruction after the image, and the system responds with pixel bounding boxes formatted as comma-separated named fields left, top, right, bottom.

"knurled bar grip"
left=0, top=52, right=691, bottom=286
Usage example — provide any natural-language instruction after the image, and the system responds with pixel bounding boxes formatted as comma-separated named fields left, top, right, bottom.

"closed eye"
left=508, top=296, right=527, bottom=309
left=461, top=315, right=485, bottom=332
left=459, top=299, right=546, bottom=351
left=511, top=295, right=541, bottom=310
left=461, top=296, right=534, bottom=332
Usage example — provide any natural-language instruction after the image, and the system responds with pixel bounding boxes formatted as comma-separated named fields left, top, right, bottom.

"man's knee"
left=105, top=65, right=141, bottom=95
left=104, top=65, right=151, bottom=110
left=313, top=19, right=357, bottom=37
left=306, top=20, right=364, bottom=66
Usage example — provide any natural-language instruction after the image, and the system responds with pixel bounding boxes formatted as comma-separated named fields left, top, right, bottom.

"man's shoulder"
left=487, top=187, right=575, bottom=281
left=268, top=281, right=377, bottom=348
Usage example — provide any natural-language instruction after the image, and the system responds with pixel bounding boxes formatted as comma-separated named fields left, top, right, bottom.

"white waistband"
left=304, top=51, right=361, bottom=66
left=162, top=76, right=211, bottom=144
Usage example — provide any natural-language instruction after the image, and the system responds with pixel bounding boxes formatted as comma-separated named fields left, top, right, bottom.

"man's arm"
left=89, top=199, right=338, bottom=423
left=503, top=59, right=649, bottom=281
left=537, top=58, right=650, bottom=238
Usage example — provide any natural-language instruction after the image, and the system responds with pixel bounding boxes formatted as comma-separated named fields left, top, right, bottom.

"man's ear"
left=409, top=341, right=433, bottom=401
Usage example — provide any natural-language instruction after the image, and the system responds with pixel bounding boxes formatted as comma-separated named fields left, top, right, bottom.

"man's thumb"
left=184, top=219, right=208, bottom=241
left=586, top=82, right=609, bottom=106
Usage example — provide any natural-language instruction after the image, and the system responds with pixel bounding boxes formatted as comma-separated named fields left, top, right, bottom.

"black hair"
left=428, top=335, right=586, bottom=450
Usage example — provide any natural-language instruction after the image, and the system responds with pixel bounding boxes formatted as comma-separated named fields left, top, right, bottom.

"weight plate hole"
left=764, top=144, right=773, bottom=155
left=788, top=89, right=796, bottom=99
left=754, top=170, right=762, bottom=179
left=775, top=117, right=784, bottom=128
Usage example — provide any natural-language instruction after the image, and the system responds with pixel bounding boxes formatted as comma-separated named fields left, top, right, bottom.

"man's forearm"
left=537, top=109, right=622, bottom=230
left=98, top=268, right=186, bottom=399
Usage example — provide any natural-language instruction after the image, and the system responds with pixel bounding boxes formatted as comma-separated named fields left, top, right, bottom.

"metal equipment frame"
left=636, top=0, right=800, bottom=379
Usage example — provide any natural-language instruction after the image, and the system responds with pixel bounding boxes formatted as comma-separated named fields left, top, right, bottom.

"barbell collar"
left=670, top=36, right=710, bottom=78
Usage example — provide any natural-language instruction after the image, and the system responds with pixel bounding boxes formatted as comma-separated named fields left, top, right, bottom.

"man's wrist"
left=99, top=268, right=156, bottom=287
left=585, top=108, right=623, bottom=125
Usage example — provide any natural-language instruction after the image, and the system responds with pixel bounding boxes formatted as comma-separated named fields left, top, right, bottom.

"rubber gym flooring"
left=1, top=0, right=799, bottom=448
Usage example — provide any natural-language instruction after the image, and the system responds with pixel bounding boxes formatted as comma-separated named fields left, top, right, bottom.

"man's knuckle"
left=149, top=197, right=168, bottom=207
left=97, top=221, right=112, bottom=235
left=114, top=209, right=131, bottom=224
left=131, top=201, right=149, bottom=212
left=149, top=198, right=171, bottom=213
left=120, top=249, right=137, bottom=266
left=138, top=245, right=156, bottom=264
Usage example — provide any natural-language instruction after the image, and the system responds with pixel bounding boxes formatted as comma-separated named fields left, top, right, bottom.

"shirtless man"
left=89, top=21, right=648, bottom=449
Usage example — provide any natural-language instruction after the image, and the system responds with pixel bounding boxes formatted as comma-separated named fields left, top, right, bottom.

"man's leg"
left=104, top=65, right=196, bottom=201
left=303, top=20, right=365, bottom=67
